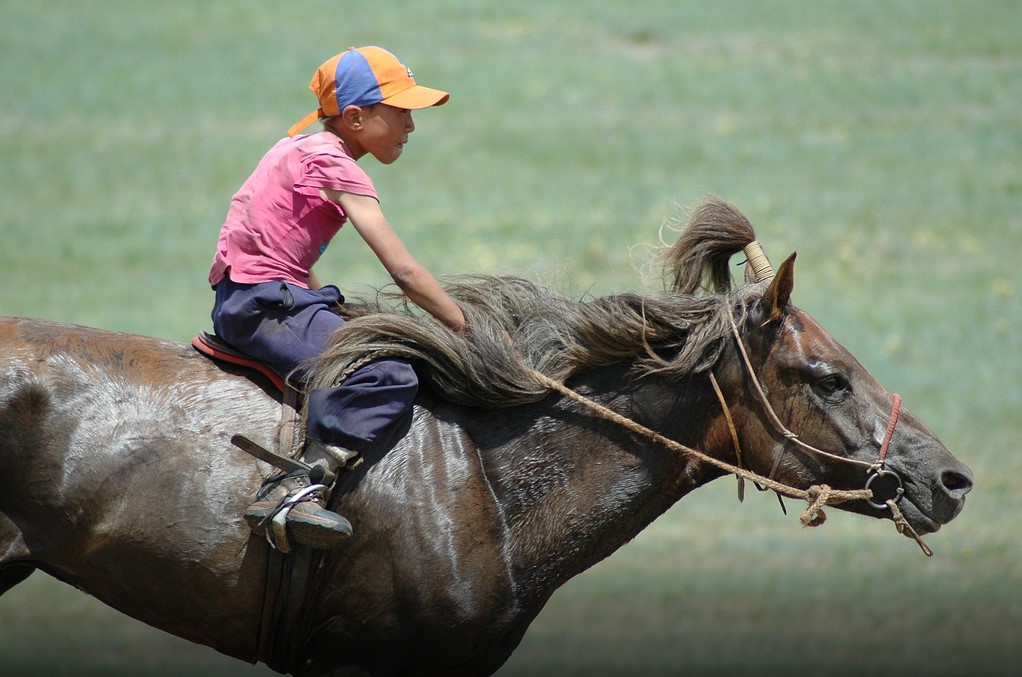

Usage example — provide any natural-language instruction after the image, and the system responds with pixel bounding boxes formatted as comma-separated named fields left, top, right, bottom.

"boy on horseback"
left=208, top=47, right=466, bottom=551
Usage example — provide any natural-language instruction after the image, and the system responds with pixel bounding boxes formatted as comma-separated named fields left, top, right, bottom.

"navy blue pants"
left=212, top=277, right=418, bottom=451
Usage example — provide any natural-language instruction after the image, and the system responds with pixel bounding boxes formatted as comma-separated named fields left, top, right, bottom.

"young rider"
left=208, top=46, right=466, bottom=551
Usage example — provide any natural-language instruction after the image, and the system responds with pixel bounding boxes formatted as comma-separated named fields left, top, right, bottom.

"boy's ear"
left=340, top=105, right=363, bottom=129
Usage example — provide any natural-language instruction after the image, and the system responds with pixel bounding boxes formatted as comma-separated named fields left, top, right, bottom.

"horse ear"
left=761, top=252, right=796, bottom=324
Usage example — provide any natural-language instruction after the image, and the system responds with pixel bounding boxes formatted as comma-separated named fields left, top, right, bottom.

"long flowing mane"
left=307, top=197, right=762, bottom=408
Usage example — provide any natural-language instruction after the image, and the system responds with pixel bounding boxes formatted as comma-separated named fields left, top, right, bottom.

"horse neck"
left=484, top=366, right=721, bottom=595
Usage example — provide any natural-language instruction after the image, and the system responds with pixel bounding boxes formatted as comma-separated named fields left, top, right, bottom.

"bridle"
left=529, top=300, right=930, bottom=555
left=713, top=299, right=906, bottom=511
left=722, top=242, right=931, bottom=555
left=731, top=241, right=905, bottom=503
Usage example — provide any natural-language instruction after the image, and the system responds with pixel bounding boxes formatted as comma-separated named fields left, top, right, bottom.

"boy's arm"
left=321, top=188, right=467, bottom=332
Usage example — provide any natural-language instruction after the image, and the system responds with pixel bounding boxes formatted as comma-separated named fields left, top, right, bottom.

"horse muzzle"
left=890, top=458, right=974, bottom=535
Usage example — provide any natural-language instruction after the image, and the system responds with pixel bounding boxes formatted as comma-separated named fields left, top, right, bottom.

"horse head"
left=720, top=252, right=973, bottom=538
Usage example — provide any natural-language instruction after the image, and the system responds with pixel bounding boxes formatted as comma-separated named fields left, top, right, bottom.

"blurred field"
left=1, top=1, right=1019, bottom=675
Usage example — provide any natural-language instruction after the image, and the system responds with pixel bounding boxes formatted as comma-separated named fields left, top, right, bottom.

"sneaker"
left=244, top=469, right=352, bottom=551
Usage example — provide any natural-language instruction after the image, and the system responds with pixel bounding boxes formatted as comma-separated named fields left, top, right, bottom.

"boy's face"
left=347, top=104, right=415, bottom=165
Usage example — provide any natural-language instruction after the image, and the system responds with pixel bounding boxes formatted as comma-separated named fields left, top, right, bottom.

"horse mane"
left=306, top=196, right=762, bottom=408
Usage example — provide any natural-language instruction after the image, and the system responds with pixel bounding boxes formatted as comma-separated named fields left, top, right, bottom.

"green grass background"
left=1, top=1, right=1019, bottom=675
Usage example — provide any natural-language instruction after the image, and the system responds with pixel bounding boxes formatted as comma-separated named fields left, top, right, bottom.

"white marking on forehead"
left=787, top=317, right=811, bottom=363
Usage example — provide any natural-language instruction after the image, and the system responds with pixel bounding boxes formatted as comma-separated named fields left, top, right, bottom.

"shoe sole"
left=245, top=508, right=352, bottom=550
left=289, top=517, right=353, bottom=550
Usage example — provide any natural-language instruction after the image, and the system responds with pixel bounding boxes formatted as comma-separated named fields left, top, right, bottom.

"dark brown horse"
left=0, top=198, right=972, bottom=676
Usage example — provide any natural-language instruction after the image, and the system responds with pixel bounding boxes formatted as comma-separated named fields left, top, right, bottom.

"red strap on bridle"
left=876, top=393, right=902, bottom=467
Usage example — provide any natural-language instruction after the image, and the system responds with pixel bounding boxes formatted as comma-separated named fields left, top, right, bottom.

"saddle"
left=192, top=331, right=287, bottom=391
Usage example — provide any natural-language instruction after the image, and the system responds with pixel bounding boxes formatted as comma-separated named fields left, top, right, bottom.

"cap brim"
left=381, top=85, right=450, bottom=110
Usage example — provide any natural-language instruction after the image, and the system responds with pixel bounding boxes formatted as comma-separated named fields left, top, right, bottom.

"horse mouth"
left=898, top=489, right=968, bottom=536
left=904, top=508, right=941, bottom=536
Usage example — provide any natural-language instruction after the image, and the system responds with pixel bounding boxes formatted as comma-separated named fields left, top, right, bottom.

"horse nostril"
left=941, top=469, right=974, bottom=498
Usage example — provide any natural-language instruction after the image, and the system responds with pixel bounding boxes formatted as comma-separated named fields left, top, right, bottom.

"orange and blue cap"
left=287, top=46, right=450, bottom=137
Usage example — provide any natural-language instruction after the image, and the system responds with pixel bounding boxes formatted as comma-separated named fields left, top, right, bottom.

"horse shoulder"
left=314, top=400, right=530, bottom=666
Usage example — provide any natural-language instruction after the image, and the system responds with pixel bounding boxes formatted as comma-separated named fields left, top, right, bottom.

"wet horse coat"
left=0, top=200, right=973, bottom=676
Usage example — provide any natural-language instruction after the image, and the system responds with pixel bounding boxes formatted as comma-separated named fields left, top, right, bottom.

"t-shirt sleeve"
left=294, top=151, right=378, bottom=201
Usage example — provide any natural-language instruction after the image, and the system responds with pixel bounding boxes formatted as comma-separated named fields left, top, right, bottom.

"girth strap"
left=256, top=384, right=318, bottom=671
left=191, top=331, right=323, bottom=667
left=258, top=546, right=321, bottom=673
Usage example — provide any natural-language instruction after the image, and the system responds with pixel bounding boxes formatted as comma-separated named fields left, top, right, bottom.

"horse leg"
left=0, top=513, right=34, bottom=596
left=0, top=564, right=34, bottom=597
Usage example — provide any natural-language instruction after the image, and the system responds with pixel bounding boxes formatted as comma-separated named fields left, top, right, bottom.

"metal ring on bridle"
left=865, top=468, right=905, bottom=509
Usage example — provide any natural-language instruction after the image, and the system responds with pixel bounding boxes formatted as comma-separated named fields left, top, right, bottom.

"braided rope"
left=326, top=345, right=871, bottom=519
left=887, top=498, right=934, bottom=557
left=331, top=351, right=389, bottom=388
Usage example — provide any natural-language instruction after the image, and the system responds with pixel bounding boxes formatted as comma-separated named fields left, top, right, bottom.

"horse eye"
left=815, top=374, right=848, bottom=396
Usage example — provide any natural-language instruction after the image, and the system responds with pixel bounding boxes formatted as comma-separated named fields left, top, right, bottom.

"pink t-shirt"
left=208, top=132, right=378, bottom=288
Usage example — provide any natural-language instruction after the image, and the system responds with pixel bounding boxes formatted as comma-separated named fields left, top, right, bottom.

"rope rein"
left=524, top=368, right=872, bottom=528
left=326, top=328, right=929, bottom=551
